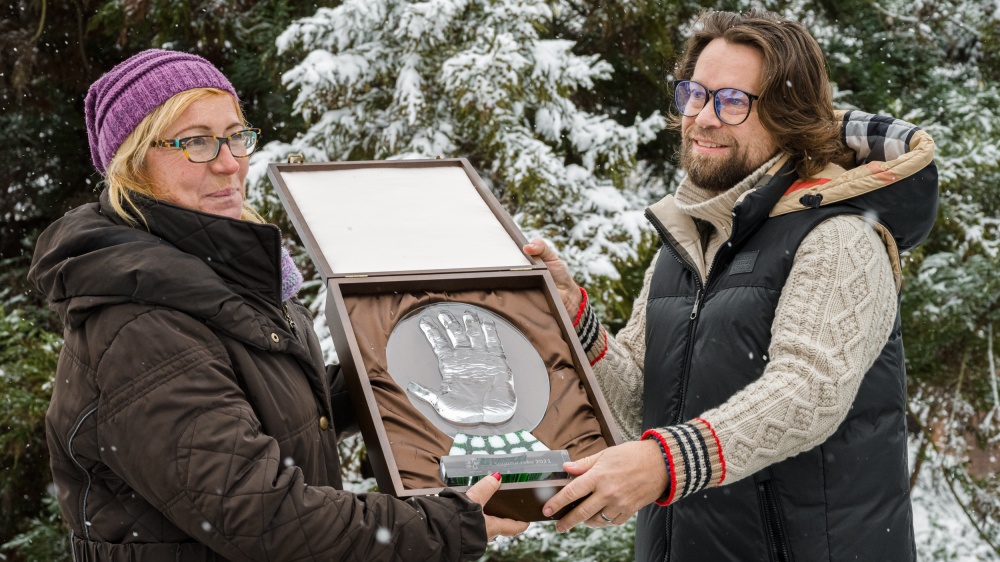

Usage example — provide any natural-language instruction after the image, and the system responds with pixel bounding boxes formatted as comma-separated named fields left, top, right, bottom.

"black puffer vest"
left=636, top=112, right=938, bottom=562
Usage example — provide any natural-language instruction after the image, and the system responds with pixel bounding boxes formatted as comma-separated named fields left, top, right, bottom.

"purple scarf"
left=279, top=247, right=303, bottom=302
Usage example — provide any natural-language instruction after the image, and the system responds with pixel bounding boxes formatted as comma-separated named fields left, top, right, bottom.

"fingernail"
left=542, top=507, right=552, bottom=517
left=492, top=472, right=502, bottom=481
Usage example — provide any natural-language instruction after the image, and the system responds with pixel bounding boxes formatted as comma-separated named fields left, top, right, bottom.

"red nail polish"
left=492, top=472, right=502, bottom=481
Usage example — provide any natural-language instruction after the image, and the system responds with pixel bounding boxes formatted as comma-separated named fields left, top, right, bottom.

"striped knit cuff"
left=573, top=287, right=607, bottom=366
left=641, top=418, right=726, bottom=506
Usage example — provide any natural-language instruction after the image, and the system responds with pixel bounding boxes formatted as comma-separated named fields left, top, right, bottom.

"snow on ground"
left=911, top=438, right=999, bottom=561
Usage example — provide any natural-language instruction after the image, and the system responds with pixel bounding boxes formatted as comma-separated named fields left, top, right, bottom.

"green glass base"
left=440, top=449, right=570, bottom=487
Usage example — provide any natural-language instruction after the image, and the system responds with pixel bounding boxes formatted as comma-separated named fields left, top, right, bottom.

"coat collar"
left=103, top=189, right=285, bottom=305
left=29, top=190, right=293, bottom=350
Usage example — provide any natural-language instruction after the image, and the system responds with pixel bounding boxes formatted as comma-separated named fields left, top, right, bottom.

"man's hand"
left=541, top=440, right=668, bottom=532
left=465, top=473, right=531, bottom=540
left=523, top=238, right=583, bottom=316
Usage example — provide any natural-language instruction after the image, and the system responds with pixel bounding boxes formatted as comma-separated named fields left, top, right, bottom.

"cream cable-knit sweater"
left=575, top=158, right=898, bottom=504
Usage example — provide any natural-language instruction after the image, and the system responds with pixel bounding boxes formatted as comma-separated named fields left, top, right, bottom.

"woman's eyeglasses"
left=673, top=80, right=759, bottom=126
left=149, top=128, right=261, bottom=163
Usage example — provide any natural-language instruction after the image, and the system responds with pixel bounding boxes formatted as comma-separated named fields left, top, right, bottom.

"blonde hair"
left=103, top=87, right=265, bottom=226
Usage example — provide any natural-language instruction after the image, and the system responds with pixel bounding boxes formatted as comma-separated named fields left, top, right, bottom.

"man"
left=530, top=9, right=938, bottom=561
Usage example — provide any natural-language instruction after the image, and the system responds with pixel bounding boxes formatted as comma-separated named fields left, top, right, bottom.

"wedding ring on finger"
left=599, top=510, right=613, bottom=523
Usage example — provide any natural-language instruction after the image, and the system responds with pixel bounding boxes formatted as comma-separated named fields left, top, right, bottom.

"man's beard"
left=680, top=134, right=765, bottom=193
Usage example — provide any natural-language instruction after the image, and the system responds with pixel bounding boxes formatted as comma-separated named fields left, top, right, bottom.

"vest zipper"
left=645, top=204, right=743, bottom=562
left=644, top=208, right=709, bottom=427
left=757, top=480, right=791, bottom=562
left=689, top=289, right=702, bottom=320
left=646, top=209, right=707, bottom=562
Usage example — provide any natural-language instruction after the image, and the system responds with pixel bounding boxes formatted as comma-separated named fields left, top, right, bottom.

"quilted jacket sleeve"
left=329, top=364, right=360, bottom=440
left=95, top=308, right=486, bottom=562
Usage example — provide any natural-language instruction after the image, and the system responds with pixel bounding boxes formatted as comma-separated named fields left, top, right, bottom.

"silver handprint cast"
left=407, top=309, right=518, bottom=426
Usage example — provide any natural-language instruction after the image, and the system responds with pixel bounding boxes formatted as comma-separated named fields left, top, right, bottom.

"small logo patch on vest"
left=729, top=250, right=759, bottom=275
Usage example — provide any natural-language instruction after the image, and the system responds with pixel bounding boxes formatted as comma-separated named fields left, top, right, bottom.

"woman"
left=28, top=49, right=526, bottom=561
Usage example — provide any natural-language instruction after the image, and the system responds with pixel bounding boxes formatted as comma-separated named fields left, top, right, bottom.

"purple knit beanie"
left=84, top=49, right=239, bottom=174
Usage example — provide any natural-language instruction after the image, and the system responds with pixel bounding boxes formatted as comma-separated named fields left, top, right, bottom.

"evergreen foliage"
left=0, top=305, right=62, bottom=559
left=0, top=495, right=68, bottom=562
left=256, top=0, right=665, bottom=301
left=1, top=0, right=999, bottom=558
left=486, top=519, right=635, bottom=562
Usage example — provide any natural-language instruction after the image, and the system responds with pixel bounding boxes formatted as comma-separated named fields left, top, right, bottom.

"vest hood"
left=769, top=110, right=939, bottom=253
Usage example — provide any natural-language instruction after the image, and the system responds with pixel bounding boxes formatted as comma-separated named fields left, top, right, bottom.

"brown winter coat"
left=28, top=190, right=488, bottom=561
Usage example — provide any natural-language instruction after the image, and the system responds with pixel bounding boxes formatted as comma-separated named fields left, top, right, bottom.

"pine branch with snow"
left=251, top=0, right=664, bottom=285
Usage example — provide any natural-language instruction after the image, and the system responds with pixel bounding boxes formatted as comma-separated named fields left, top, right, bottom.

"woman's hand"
left=465, top=473, right=530, bottom=540
left=523, top=238, right=582, bottom=316
left=541, top=440, right=668, bottom=532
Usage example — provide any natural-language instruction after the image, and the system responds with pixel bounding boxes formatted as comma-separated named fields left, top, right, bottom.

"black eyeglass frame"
left=149, top=128, right=262, bottom=163
left=673, top=80, right=760, bottom=126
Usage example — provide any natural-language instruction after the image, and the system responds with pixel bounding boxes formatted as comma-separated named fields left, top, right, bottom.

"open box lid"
left=267, top=158, right=538, bottom=278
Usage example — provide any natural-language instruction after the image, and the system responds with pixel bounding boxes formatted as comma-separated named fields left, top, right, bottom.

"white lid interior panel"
left=279, top=165, right=532, bottom=275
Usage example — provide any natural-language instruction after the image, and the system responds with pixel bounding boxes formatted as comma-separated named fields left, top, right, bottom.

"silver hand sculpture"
left=407, top=309, right=517, bottom=425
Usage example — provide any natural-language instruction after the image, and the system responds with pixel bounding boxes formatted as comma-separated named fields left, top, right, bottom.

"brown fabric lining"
left=345, top=288, right=610, bottom=490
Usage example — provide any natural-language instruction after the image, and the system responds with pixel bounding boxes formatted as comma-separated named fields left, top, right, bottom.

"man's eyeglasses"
left=150, top=128, right=261, bottom=163
left=673, top=81, right=760, bottom=126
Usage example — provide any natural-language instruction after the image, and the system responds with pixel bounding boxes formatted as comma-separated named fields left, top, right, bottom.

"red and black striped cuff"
left=642, top=418, right=726, bottom=506
left=573, top=287, right=607, bottom=366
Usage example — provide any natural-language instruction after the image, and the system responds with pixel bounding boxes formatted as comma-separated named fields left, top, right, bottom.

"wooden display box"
left=267, top=158, right=622, bottom=521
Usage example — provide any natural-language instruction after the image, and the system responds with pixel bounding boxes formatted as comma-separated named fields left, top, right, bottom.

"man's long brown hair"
left=674, top=10, right=849, bottom=179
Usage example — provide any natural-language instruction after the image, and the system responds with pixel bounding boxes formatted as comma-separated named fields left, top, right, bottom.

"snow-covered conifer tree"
left=250, top=0, right=664, bottom=287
